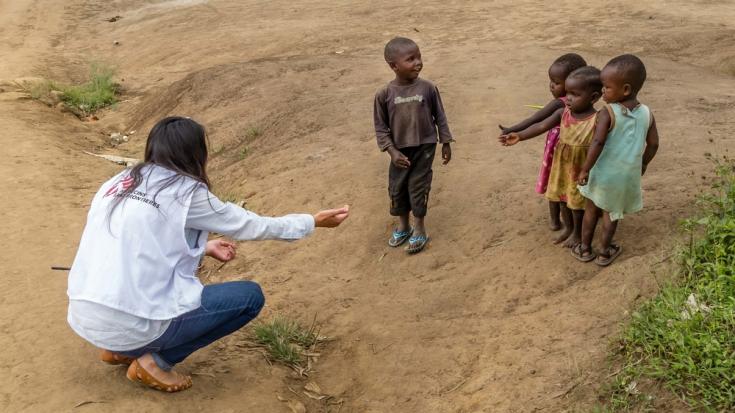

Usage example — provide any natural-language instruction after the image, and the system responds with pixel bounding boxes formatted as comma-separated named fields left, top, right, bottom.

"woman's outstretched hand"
left=313, top=205, right=350, bottom=228
left=205, top=239, right=237, bottom=262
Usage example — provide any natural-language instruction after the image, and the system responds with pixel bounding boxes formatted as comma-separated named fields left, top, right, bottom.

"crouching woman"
left=67, top=117, right=349, bottom=392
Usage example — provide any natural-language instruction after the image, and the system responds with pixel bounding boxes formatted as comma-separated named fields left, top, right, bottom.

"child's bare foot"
left=562, top=234, right=581, bottom=248
left=100, top=349, right=134, bottom=365
left=553, top=227, right=572, bottom=244
left=126, top=353, right=192, bottom=392
left=549, top=220, right=562, bottom=231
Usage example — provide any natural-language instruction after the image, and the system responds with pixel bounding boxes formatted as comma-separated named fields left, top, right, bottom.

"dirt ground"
left=1, top=0, right=734, bottom=412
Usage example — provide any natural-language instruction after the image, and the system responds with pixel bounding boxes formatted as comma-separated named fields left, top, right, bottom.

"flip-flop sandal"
left=388, top=227, right=413, bottom=247
left=406, top=234, right=429, bottom=254
left=100, top=350, right=135, bottom=366
left=595, top=244, right=622, bottom=267
left=571, top=244, right=596, bottom=263
left=126, top=359, right=193, bottom=393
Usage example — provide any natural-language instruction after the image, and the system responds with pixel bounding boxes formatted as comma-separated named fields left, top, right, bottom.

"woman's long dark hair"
left=108, top=117, right=210, bottom=217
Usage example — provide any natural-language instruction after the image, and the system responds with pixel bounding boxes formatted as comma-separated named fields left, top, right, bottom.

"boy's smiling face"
left=389, top=44, right=423, bottom=82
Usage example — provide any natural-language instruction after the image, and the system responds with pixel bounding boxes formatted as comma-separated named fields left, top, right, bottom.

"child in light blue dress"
left=572, top=55, right=660, bottom=266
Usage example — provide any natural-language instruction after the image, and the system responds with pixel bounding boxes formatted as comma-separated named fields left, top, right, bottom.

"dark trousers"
left=388, top=143, right=436, bottom=218
left=119, top=281, right=265, bottom=370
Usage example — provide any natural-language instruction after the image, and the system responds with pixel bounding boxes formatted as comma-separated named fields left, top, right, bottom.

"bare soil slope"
left=1, top=1, right=734, bottom=412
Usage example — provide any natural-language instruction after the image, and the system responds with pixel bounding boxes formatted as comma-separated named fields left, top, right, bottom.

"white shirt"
left=68, top=177, right=314, bottom=351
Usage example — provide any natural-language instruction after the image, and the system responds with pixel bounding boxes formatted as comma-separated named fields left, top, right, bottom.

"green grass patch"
left=252, top=315, right=319, bottom=367
left=604, top=159, right=735, bottom=411
left=235, top=125, right=261, bottom=159
left=26, top=79, right=55, bottom=100
left=217, top=192, right=239, bottom=203
left=239, top=146, right=249, bottom=159
left=244, top=126, right=262, bottom=140
left=22, top=64, right=118, bottom=116
left=58, top=64, right=117, bottom=115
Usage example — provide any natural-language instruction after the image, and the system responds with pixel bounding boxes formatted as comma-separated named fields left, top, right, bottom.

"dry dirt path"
left=0, top=1, right=122, bottom=411
left=1, top=1, right=734, bottom=412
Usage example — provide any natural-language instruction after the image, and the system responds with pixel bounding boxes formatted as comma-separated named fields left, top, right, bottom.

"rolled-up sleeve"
left=186, top=188, right=315, bottom=241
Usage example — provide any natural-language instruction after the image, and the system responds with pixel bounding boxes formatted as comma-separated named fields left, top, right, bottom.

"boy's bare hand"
left=498, top=124, right=511, bottom=135
left=313, top=205, right=350, bottom=228
left=498, top=133, right=521, bottom=146
left=441, top=143, right=451, bottom=165
left=388, top=147, right=411, bottom=168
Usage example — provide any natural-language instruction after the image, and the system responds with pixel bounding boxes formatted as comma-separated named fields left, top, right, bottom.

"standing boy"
left=373, top=37, right=454, bottom=254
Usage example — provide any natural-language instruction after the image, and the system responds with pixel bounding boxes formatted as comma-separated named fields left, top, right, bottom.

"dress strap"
left=602, top=103, right=616, bottom=131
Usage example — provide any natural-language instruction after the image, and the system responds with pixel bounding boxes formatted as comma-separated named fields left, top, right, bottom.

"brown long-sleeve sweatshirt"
left=373, top=78, right=454, bottom=151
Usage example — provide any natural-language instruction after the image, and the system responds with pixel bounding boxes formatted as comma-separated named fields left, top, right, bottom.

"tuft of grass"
left=604, top=158, right=735, bottom=411
left=218, top=193, right=238, bottom=203
left=243, top=126, right=262, bottom=141
left=59, top=64, right=118, bottom=115
left=26, top=79, right=55, bottom=100
left=21, top=64, right=118, bottom=116
left=252, top=315, right=319, bottom=366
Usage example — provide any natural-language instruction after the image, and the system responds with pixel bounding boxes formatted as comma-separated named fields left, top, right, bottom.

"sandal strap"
left=600, top=244, right=620, bottom=258
left=409, top=235, right=427, bottom=242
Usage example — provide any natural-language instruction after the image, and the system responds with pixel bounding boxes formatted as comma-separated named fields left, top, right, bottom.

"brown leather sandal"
left=100, top=350, right=135, bottom=366
left=126, top=359, right=193, bottom=393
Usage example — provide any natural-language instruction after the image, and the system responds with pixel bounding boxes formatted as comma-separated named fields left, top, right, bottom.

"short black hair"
left=384, top=37, right=418, bottom=63
left=552, top=53, right=587, bottom=77
left=605, top=54, right=647, bottom=93
left=567, top=66, right=602, bottom=93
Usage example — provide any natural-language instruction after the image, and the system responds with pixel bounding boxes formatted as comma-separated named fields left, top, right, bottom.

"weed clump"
left=606, top=159, right=735, bottom=410
left=252, top=315, right=319, bottom=367
left=22, top=63, right=118, bottom=117
left=235, top=125, right=262, bottom=159
left=59, top=64, right=118, bottom=115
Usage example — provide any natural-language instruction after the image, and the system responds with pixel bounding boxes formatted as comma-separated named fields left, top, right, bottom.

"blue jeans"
left=119, top=281, right=265, bottom=371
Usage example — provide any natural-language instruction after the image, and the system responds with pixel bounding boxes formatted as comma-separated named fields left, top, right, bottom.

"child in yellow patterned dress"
left=499, top=66, right=602, bottom=247
left=498, top=53, right=587, bottom=232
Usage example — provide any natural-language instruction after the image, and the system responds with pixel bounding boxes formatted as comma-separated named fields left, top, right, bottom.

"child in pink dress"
left=499, top=53, right=587, bottom=231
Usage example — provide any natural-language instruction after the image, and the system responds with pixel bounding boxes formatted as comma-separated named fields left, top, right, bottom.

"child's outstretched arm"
left=498, top=107, right=563, bottom=146
left=576, top=108, right=612, bottom=184
left=498, top=99, right=566, bottom=135
left=641, top=114, right=659, bottom=175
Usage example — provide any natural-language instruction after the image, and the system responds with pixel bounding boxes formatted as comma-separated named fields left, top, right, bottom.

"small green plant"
left=243, top=126, right=262, bottom=141
left=252, top=315, right=319, bottom=366
left=603, top=158, right=735, bottom=411
left=239, top=146, right=249, bottom=159
left=212, top=144, right=225, bottom=155
left=22, top=64, right=118, bottom=116
left=217, top=192, right=239, bottom=203
left=59, top=63, right=118, bottom=115
left=26, top=80, right=54, bottom=100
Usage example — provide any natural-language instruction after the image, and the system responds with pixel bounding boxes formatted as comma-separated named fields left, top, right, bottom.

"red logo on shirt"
left=104, top=175, right=134, bottom=197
